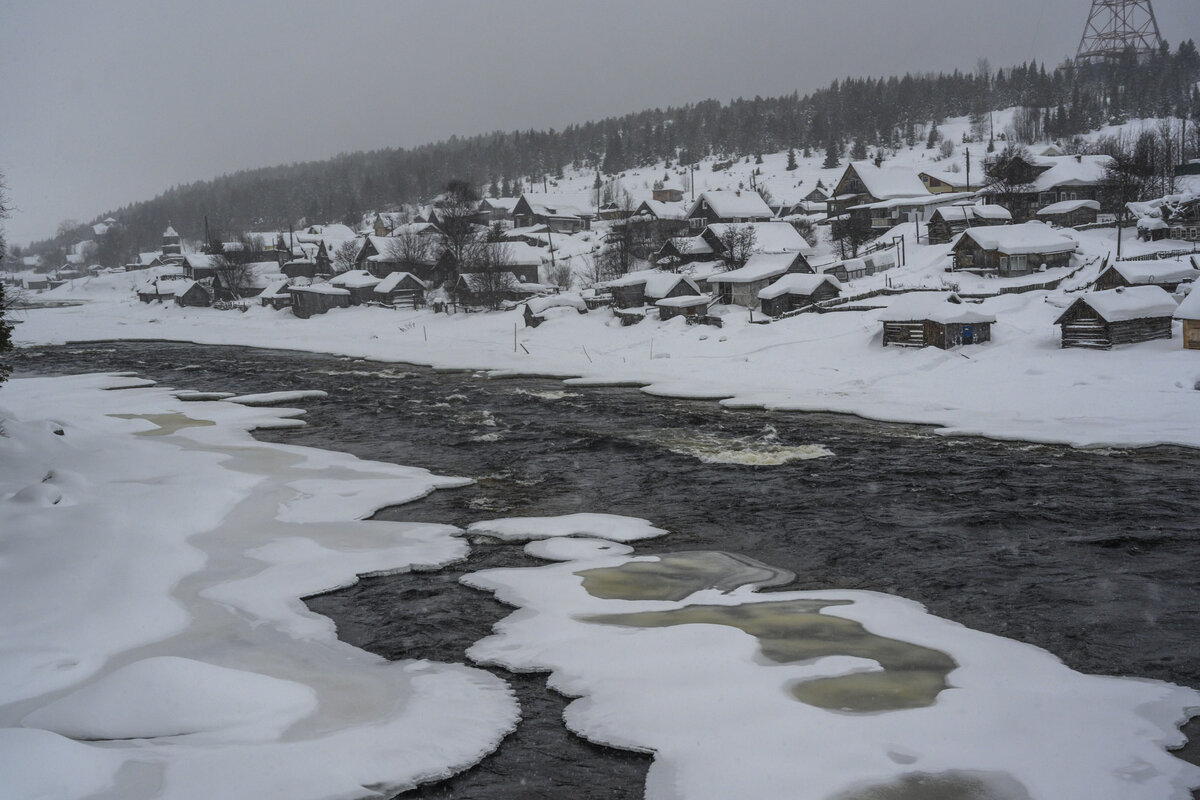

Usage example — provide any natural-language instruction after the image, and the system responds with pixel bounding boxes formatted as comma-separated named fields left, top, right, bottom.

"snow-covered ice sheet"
left=465, top=544, right=1200, bottom=800
left=0, top=374, right=517, bottom=799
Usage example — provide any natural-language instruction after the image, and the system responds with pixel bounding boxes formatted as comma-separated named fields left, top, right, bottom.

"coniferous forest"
left=31, top=42, right=1200, bottom=261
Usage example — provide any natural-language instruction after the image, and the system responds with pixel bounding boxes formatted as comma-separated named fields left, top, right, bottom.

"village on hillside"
left=6, top=110, right=1200, bottom=356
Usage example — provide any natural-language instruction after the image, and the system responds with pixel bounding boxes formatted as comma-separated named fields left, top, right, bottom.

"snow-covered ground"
left=0, top=374, right=518, bottom=799
left=12, top=222, right=1200, bottom=449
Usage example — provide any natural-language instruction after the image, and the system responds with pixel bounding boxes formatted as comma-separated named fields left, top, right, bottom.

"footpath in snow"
left=0, top=374, right=518, bottom=800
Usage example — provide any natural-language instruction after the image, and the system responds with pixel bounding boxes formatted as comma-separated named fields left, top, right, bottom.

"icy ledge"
left=464, top=544, right=1200, bottom=800
left=0, top=373, right=518, bottom=800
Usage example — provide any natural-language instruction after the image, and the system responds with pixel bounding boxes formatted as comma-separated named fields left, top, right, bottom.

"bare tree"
left=332, top=240, right=359, bottom=274
left=718, top=224, right=758, bottom=269
left=0, top=172, right=12, bottom=386
left=211, top=254, right=253, bottom=300
left=383, top=229, right=434, bottom=276
left=462, top=240, right=516, bottom=310
left=983, top=144, right=1036, bottom=217
left=435, top=180, right=481, bottom=284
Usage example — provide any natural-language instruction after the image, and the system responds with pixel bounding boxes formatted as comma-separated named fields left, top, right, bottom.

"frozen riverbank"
left=0, top=374, right=518, bottom=799
left=12, top=228, right=1200, bottom=449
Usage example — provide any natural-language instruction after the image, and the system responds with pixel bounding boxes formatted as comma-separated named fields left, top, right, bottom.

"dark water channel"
left=14, top=341, right=1200, bottom=798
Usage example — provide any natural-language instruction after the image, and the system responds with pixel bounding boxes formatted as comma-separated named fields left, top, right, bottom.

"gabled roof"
left=1030, top=155, right=1112, bottom=191
left=644, top=274, right=700, bottom=300
left=1105, top=260, right=1198, bottom=285
left=880, top=293, right=996, bottom=324
left=842, top=162, right=929, bottom=200
left=1174, top=285, right=1200, bottom=321
left=518, top=192, right=596, bottom=219
left=688, top=190, right=774, bottom=220
left=931, top=204, right=1012, bottom=223
left=329, top=269, right=382, bottom=289
left=479, top=197, right=519, bottom=211
left=712, top=252, right=802, bottom=284
left=954, top=221, right=1078, bottom=256
left=634, top=199, right=688, bottom=220
left=758, top=273, right=842, bottom=300
left=1037, top=199, right=1100, bottom=216
left=704, top=222, right=813, bottom=255
left=1055, top=286, right=1178, bottom=324
left=374, top=272, right=429, bottom=293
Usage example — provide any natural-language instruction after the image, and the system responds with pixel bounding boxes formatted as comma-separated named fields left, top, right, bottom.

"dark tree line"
left=30, top=43, right=1200, bottom=264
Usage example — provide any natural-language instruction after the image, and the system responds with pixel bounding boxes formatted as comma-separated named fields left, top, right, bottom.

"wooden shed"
left=605, top=270, right=699, bottom=309
left=656, top=294, right=710, bottom=321
left=757, top=273, right=843, bottom=317
left=1093, top=260, right=1198, bottom=292
left=373, top=271, right=428, bottom=307
left=1054, top=286, right=1177, bottom=349
left=173, top=280, right=212, bottom=308
left=329, top=269, right=383, bottom=305
left=259, top=279, right=292, bottom=310
left=289, top=284, right=351, bottom=319
left=926, top=204, right=1012, bottom=245
left=881, top=294, right=996, bottom=349
left=1174, top=286, right=1200, bottom=350
left=1036, top=199, right=1100, bottom=228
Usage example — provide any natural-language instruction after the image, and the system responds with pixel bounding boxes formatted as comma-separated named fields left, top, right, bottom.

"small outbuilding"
left=656, top=294, right=710, bottom=321
left=373, top=271, right=428, bottom=307
left=1173, top=285, right=1200, bottom=350
left=1093, top=260, right=1198, bottom=292
left=1036, top=199, right=1101, bottom=228
left=259, top=279, right=293, bottom=310
left=1054, top=286, right=1177, bottom=349
left=926, top=204, right=1012, bottom=245
left=523, top=293, right=587, bottom=327
left=329, top=269, right=383, bottom=305
left=173, top=280, right=212, bottom=308
left=282, top=259, right=318, bottom=280
left=758, top=273, right=843, bottom=317
left=880, top=293, right=996, bottom=349
left=290, top=284, right=351, bottom=319
left=605, top=270, right=700, bottom=309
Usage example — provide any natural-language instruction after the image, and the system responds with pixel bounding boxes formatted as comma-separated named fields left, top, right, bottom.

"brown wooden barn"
left=1093, top=260, right=1198, bottom=292
left=329, top=270, right=383, bottom=305
left=757, top=273, right=843, bottom=317
left=172, top=280, right=212, bottom=308
left=880, top=294, right=995, bottom=349
left=373, top=271, right=428, bottom=307
left=1054, top=286, right=1177, bottom=349
left=259, top=280, right=292, bottom=310
left=656, top=294, right=710, bottom=321
left=605, top=271, right=701, bottom=309
left=289, top=285, right=351, bottom=319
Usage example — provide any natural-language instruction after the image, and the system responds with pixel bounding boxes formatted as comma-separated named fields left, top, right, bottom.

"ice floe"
left=467, top=512, right=669, bottom=542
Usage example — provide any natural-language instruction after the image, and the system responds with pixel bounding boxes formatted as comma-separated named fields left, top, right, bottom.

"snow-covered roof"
left=374, top=271, right=429, bottom=293
left=758, top=273, right=842, bottom=300
left=182, top=254, right=219, bottom=269
left=880, top=293, right=996, bottom=324
left=1174, top=284, right=1200, bottom=320
left=1106, top=260, right=1198, bottom=285
left=604, top=269, right=665, bottom=290
left=955, top=221, right=1078, bottom=256
left=260, top=279, right=291, bottom=299
left=329, top=270, right=382, bottom=289
left=705, top=222, right=812, bottom=254
left=656, top=294, right=710, bottom=308
left=712, top=252, right=800, bottom=284
left=501, top=241, right=550, bottom=267
left=1037, top=199, right=1101, bottom=216
left=760, top=179, right=825, bottom=207
left=390, top=222, right=441, bottom=237
left=689, top=190, right=774, bottom=220
left=527, top=293, right=586, bottom=314
left=291, top=283, right=350, bottom=296
left=847, top=162, right=929, bottom=199
left=1062, top=286, right=1178, bottom=323
left=919, top=169, right=973, bottom=188
left=480, top=197, right=519, bottom=211
left=849, top=192, right=975, bottom=212
left=635, top=199, right=688, bottom=220
left=932, top=204, right=1012, bottom=223
left=666, top=236, right=714, bottom=255
left=520, top=192, right=596, bottom=218
left=461, top=271, right=522, bottom=291
left=163, top=226, right=179, bottom=237
left=1030, top=154, right=1112, bottom=191
left=645, top=274, right=700, bottom=300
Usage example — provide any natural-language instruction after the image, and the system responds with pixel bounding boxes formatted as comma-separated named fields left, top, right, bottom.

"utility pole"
left=965, top=149, right=971, bottom=193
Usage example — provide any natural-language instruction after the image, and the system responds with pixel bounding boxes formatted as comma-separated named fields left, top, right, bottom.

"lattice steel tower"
left=1076, top=0, right=1164, bottom=63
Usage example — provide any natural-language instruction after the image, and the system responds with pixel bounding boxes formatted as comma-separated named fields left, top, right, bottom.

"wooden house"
left=373, top=271, right=428, bottom=307
left=700, top=222, right=813, bottom=264
left=818, top=248, right=899, bottom=283
left=290, top=284, right=351, bottom=319
left=281, top=259, right=318, bottom=280
left=926, top=205, right=1012, bottom=245
left=477, top=197, right=519, bottom=223
left=1094, top=260, right=1198, bottom=292
left=710, top=251, right=809, bottom=307
left=329, top=269, right=383, bottom=305
left=685, top=190, right=774, bottom=232
left=652, top=181, right=684, bottom=203
left=880, top=293, right=995, bottom=349
left=181, top=254, right=219, bottom=280
left=1036, top=199, right=1100, bottom=228
left=1054, top=286, right=1177, bottom=349
left=951, top=221, right=1077, bottom=276
left=981, top=153, right=1111, bottom=222
left=757, top=273, right=843, bottom=317
left=847, top=191, right=975, bottom=236
left=1174, top=286, right=1200, bottom=350
left=631, top=200, right=690, bottom=239
left=656, top=294, right=710, bottom=321
left=1165, top=196, right=1200, bottom=242
left=653, top=235, right=717, bottom=268
left=453, top=271, right=538, bottom=306
left=512, top=194, right=594, bottom=232
left=918, top=170, right=980, bottom=194
left=827, top=162, right=930, bottom=220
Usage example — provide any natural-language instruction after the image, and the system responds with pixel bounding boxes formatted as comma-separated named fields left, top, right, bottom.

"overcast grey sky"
left=2, top=0, right=1197, bottom=244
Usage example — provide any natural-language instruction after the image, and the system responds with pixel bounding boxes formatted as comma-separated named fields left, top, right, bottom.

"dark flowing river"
left=14, top=341, right=1200, bottom=798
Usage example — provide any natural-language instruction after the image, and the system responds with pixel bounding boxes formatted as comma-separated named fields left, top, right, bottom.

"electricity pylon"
left=1076, top=0, right=1164, bottom=64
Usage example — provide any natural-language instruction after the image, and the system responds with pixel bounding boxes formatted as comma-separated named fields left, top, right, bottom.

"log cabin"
left=926, top=204, right=1012, bottom=245
left=289, top=284, right=351, bottom=319
left=685, top=190, right=774, bottom=233
left=1035, top=199, right=1100, bottom=228
left=710, top=251, right=809, bottom=308
left=951, top=221, right=1077, bottom=276
left=757, top=273, right=843, bottom=316
left=1054, top=286, right=1177, bottom=349
left=880, top=293, right=995, bottom=349
left=1093, top=260, right=1198, bottom=292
